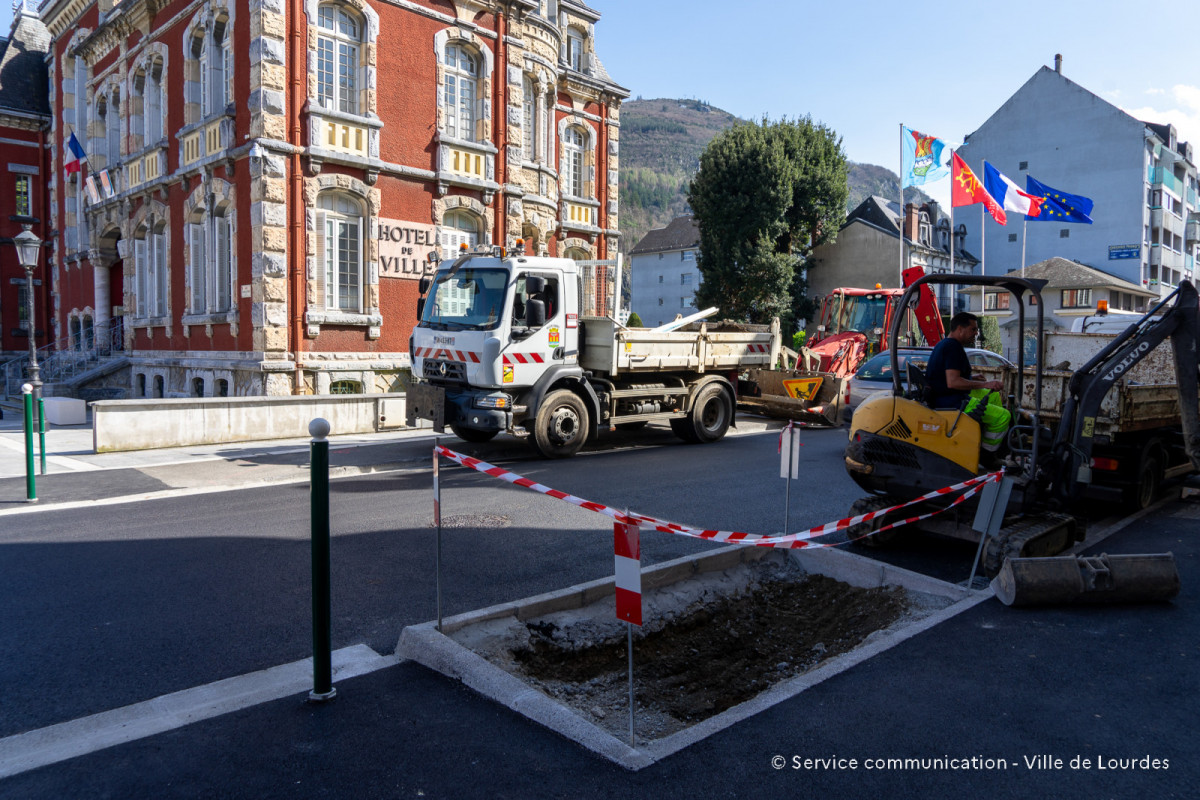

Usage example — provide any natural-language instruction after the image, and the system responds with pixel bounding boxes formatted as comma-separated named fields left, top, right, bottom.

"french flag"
left=64, top=132, right=87, bottom=175
left=983, top=162, right=1044, bottom=218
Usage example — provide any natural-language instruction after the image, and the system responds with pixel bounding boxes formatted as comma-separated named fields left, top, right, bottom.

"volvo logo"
left=1102, top=341, right=1150, bottom=382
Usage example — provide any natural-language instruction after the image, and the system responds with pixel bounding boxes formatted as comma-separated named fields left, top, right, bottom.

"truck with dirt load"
left=406, top=246, right=780, bottom=457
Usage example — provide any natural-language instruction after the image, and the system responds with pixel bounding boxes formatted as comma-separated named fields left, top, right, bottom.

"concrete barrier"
left=91, top=393, right=421, bottom=452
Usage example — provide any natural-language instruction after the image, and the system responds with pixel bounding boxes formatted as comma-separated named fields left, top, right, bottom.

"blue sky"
left=593, top=0, right=1200, bottom=206
left=6, top=0, right=1197, bottom=205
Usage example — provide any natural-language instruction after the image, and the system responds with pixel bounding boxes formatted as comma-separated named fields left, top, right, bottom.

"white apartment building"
left=628, top=215, right=701, bottom=327
left=956, top=59, right=1198, bottom=299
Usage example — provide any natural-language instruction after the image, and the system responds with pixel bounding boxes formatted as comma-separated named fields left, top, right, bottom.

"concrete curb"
left=398, top=544, right=987, bottom=770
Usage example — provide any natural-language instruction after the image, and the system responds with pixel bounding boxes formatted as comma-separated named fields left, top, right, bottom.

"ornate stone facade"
left=34, top=0, right=625, bottom=397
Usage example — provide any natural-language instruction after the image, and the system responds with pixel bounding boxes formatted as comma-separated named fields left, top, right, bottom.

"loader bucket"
left=991, top=553, right=1180, bottom=607
left=739, top=369, right=846, bottom=427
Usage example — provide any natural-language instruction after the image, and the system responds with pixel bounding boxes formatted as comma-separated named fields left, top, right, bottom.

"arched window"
left=563, top=126, right=586, bottom=197
left=318, top=192, right=363, bottom=312
left=330, top=379, right=362, bottom=394
left=443, top=43, right=478, bottom=141
left=440, top=209, right=480, bottom=260
left=71, top=317, right=83, bottom=351
left=317, top=5, right=361, bottom=114
left=192, top=377, right=205, bottom=397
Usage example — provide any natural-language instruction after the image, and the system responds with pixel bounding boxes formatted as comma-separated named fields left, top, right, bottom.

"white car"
left=846, top=347, right=1014, bottom=409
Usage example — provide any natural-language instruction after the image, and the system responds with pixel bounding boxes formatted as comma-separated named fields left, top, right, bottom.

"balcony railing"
left=316, top=115, right=370, bottom=159
left=1148, top=166, right=1185, bottom=195
left=1, top=320, right=125, bottom=398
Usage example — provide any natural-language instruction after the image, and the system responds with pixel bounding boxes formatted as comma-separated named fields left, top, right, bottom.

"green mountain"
left=618, top=98, right=924, bottom=253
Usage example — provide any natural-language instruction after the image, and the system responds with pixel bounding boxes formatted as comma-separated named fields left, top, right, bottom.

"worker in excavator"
left=925, top=312, right=1011, bottom=459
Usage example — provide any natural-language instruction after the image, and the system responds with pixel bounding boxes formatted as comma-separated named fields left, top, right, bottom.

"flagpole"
left=979, top=205, right=986, bottom=317
left=899, top=123, right=905, bottom=287
left=1021, top=216, right=1028, bottom=278
left=948, top=202, right=955, bottom=316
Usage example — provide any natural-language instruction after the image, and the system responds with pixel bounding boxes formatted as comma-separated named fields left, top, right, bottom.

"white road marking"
left=0, top=644, right=399, bottom=779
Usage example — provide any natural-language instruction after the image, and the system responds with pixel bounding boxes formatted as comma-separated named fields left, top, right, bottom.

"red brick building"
left=0, top=4, right=52, bottom=386
left=35, top=0, right=625, bottom=397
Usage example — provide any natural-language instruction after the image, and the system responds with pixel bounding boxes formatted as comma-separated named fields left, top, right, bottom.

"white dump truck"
left=406, top=247, right=780, bottom=457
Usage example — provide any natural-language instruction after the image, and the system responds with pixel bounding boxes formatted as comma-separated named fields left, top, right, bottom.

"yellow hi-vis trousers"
left=965, top=389, right=1011, bottom=452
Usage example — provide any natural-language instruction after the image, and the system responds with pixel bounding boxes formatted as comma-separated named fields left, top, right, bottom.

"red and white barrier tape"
left=434, top=445, right=1001, bottom=549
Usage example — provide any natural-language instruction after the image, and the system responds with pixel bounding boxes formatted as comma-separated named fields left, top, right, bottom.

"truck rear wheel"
left=1128, top=447, right=1164, bottom=510
left=672, top=383, right=732, bottom=444
left=533, top=390, right=589, bottom=458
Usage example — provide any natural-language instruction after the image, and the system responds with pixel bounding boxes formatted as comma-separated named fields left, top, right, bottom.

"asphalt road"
left=0, top=423, right=865, bottom=741
left=4, top=421, right=1196, bottom=798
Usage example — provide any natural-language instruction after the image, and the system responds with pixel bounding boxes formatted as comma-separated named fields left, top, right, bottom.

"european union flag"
left=1025, top=175, right=1094, bottom=223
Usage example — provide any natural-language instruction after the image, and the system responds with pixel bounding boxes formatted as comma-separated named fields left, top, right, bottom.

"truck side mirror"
left=419, top=275, right=432, bottom=295
left=525, top=275, right=545, bottom=295
left=526, top=298, right=546, bottom=328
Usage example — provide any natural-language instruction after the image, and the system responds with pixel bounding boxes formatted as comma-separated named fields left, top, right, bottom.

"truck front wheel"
left=533, top=390, right=589, bottom=458
left=450, top=424, right=499, bottom=443
left=672, top=383, right=732, bottom=444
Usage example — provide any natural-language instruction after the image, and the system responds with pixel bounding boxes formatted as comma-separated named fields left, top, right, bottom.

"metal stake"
left=309, top=418, right=336, bottom=702
left=627, top=621, right=635, bottom=748
left=783, top=432, right=793, bottom=536
left=434, top=438, right=443, bottom=633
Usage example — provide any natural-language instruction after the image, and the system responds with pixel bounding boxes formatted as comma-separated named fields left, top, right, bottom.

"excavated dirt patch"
left=458, top=558, right=918, bottom=742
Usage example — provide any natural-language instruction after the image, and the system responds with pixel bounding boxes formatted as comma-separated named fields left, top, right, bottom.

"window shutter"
left=215, top=217, right=231, bottom=311
left=190, top=222, right=207, bottom=312
left=134, top=239, right=147, bottom=318
left=155, top=233, right=168, bottom=317
left=223, top=44, right=233, bottom=109
left=313, top=211, right=327, bottom=310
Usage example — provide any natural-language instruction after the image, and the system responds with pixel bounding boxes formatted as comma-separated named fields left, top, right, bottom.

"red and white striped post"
left=614, top=516, right=641, bottom=747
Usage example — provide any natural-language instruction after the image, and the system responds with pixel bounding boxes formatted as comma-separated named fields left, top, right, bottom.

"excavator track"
left=982, top=512, right=1081, bottom=578
left=846, top=494, right=908, bottom=548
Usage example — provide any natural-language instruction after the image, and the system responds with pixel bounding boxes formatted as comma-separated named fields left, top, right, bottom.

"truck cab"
left=407, top=248, right=585, bottom=445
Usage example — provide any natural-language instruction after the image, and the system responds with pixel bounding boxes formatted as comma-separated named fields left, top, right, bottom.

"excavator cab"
left=844, top=273, right=1047, bottom=499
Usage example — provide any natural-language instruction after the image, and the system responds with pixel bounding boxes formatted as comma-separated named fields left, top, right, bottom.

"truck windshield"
left=420, top=267, right=509, bottom=330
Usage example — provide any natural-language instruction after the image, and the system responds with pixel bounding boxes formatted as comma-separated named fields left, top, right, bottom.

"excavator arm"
left=1051, top=280, right=1200, bottom=502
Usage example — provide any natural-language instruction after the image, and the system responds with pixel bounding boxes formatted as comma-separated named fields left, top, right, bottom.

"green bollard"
left=22, top=384, right=36, bottom=503
left=309, top=418, right=335, bottom=702
left=38, top=397, right=46, bottom=476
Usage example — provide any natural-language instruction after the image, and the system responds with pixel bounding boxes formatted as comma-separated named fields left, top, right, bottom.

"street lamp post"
left=13, top=225, right=42, bottom=420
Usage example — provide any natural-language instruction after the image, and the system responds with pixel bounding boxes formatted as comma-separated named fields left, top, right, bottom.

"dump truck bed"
left=578, top=317, right=778, bottom=376
left=999, top=332, right=1188, bottom=436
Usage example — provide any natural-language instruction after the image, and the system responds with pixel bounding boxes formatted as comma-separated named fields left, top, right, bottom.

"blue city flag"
left=1025, top=175, right=1094, bottom=223
left=901, top=126, right=950, bottom=187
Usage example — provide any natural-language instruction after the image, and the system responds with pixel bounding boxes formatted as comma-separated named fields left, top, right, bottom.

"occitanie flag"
left=951, top=152, right=1006, bottom=225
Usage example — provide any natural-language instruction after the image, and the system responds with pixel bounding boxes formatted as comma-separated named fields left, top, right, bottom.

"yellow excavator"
left=843, top=274, right=1200, bottom=579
